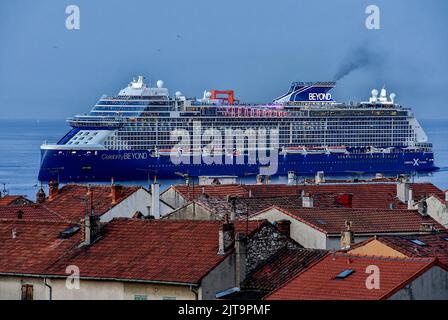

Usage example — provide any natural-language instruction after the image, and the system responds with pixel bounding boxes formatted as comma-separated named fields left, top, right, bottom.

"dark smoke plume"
left=333, top=46, right=382, bottom=81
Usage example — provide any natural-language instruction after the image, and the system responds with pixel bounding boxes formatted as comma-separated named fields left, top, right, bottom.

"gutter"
left=44, top=278, right=52, bottom=300
left=0, top=272, right=199, bottom=287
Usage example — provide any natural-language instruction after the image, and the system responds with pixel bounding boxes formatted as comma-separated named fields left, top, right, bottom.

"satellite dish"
left=205, top=91, right=212, bottom=98
left=175, top=91, right=182, bottom=97
left=156, top=80, right=164, bottom=88
left=390, top=93, right=396, bottom=101
left=371, top=89, right=378, bottom=97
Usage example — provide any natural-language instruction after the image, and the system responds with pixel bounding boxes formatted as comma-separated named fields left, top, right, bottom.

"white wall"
left=0, top=276, right=197, bottom=300
left=389, top=266, right=448, bottom=300
left=101, top=188, right=172, bottom=222
left=424, top=196, right=448, bottom=229
left=160, top=187, right=187, bottom=209
left=250, top=208, right=327, bottom=249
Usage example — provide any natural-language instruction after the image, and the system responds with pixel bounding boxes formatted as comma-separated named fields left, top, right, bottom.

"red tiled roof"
left=368, top=234, right=448, bottom=266
left=170, top=182, right=443, bottom=210
left=0, top=195, right=31, bottom=206
left=0, top=219, right=81, bottom=275
left=45, top=219, right=266, bottom=285
left=247, top=183, right=444, bottom=209
left=172, top=184, right=249, bottom=200
left=243, top=247, right=327, bottom=293
left=254, top=205, right=445, bottom=235
left=45, top=184, right=142, bottom=222
left=265, top=253, right=442, bottom=300
left=0, top=205, right=63, bottom=221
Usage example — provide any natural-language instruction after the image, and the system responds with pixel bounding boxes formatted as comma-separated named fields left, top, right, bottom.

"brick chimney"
left=335, top=194, right=353, bottom=208
left=275, top=219, right=291, bottom=236
left=340, top=221, right=354, bottom=249
left=302, top=192, right=314, bottom=208
left=234, top=232, right=247, bottom=287
left=218, top=215, right=235, bottom=255
left=228, top=195, right=239, bottom=221
left=111, top=184, right=122, bottom=205
left=48, top=180, right=59, bottom=200
left=80, top=214, right=101, bottom=246
left=36, top=187, right=46, bottom=204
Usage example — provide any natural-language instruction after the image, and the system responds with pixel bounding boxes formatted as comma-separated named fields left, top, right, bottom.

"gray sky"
left=1, top=0, right=447, bottom=119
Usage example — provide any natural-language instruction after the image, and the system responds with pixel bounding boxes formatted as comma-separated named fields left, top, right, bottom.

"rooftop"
left=265, top=253, right=443, bottom=300
left=0, top=219, right=81, bottom=275
left=253, top=205, right=445, bottom=235
left=0, top=195, right=32, bottom=206
left=44, top=219, right=266, bottom=285
left=168, top=182, right=444, bottom=210
left=0, top=205, right=64, bottom=222
left=44, top=184, right=142, bottom=222
left=351, top=234, right=448, bottom=266
left=243, top=247, right=327, bottom=293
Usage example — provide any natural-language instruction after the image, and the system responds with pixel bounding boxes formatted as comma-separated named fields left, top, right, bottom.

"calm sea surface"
left=0, top=119, right=447, bottom=200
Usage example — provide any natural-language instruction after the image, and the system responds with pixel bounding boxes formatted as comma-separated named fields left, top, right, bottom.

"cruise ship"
left=38, top=76, right=437, bottom=182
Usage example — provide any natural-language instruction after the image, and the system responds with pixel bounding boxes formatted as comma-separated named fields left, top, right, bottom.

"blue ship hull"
left=38, top=149, right=437, bottom=182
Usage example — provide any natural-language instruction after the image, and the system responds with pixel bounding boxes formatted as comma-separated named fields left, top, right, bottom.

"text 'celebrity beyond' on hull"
left=38, top=76, right=437, bottom=182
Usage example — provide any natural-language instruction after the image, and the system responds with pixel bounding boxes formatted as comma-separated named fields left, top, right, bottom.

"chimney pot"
left=48, top=180, right=59, bottom=200
left=287, top=171, right=295, bottom=185
left=151, top=182, right=160, bottom=219
left=36, top=187, right=46, bottom=203
left=81, top=214, right=101, bottom=246
left=234, top=232, right=247, bottom=287
left=111, top=184, right=122, bottom=205
left=340, top=221, right=354, bottom=249
left=417, top=200, right=428, bottom=216
left=397, top=178, right=410, bottom=203
left=275, top=219, right=291, bottom=236
left=218, top=219, right=235, bottom=254
left=302, top=192, right=314, bottom=207
left=315, top=171, right=325, bottom=184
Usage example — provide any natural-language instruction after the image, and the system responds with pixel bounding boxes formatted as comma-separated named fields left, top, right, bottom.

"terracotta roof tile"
left=0, top=205, right=64, bottom=222
left=172, top=184, right=249, bottom=200
left=45, top=184, right=141, bottom=222
left=0, top=195, right=32, bottom=206
left=0, top=219, right=81, bottom=275
left=243, top=247, right=327, bottom=293
left=265, top=253, right=441, bottom=300
left=255, top=206, right=445, bottom=234
left=45, top=219, right=266, bottom=284
left=371, top=234, right=448, bottom=266
left=171, top=182, right=443, bottom=210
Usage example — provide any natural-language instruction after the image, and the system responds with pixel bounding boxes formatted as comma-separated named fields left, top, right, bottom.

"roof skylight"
left=335, top=269, right=354, bottom=279
left=410, top=239, right=426, bottom=246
